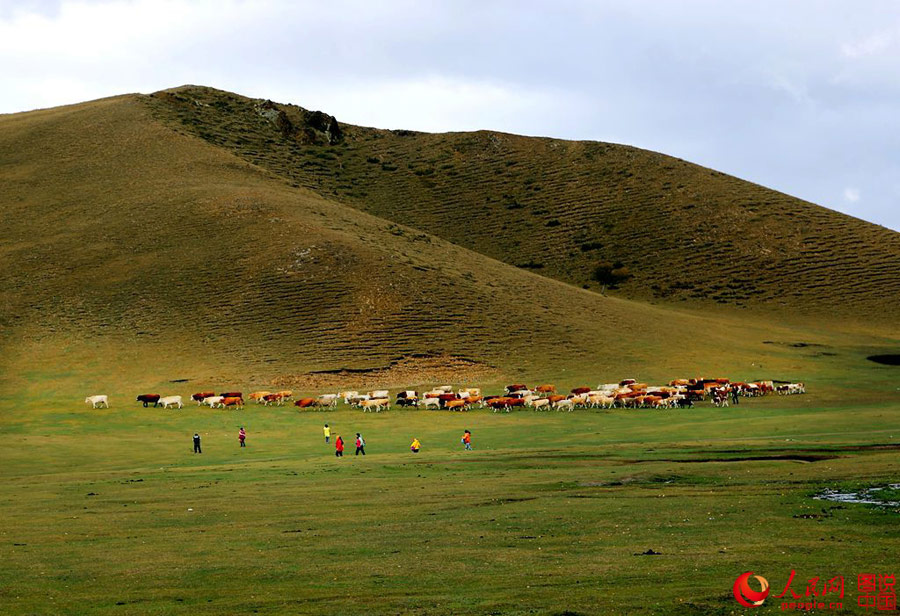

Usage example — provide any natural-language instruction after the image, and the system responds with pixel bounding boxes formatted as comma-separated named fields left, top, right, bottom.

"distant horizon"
left=2, top=1, right=898, bottom=232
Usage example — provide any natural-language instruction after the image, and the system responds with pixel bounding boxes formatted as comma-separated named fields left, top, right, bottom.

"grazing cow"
left=249, top=391, right=271, bottom=404
left=457, top=388, right=481, bottom=398
left=488, top=398, right=511, bottom=412
left=136, top=394, right=161, bottom=407
left=159, top=396, right=183, bottom=409
left=360, top=398, right=390, bottom=412
left=85, top=395, right=109, bottom=408
left=317, top=394, right=339, bottom=407
left=294, top=398, right=319, bottom=409
left=619, top=379, right=637, bottom=386
left=263, top=393, right=285, bottom=406
left=193, top=392, right=215, bottom=404
left=464, top=395, right=483, bottom=406
left=530, top=397, right=551, bottom=410
left=192, top=392, right=215, bottom=405
left=368, top=390, right=389, bottom=399
left=588, top=394, right=615, bottom=408
left=220, top=391, right=243, bottom=399
left=505, top=384, right=528, bottom=394
left=339, top=391, right=359, bottom=404
left=204, top=396, right=224, bottom=407
left=435, top=385, right=454, bottom=393
left=570, top=386, right=591, bottom=395
left=438, top=393, right=460, bottom=408
left=536, top=384, right=556, bottom=394
left=554, top=398, right=574, bottom=411
left=422, top=397, right=442, bottom=410
left=396, top=390, right=418, bottom=408
left=220, top=396, right=244, bottom=409
left=445, top=399, right=468, bottom=412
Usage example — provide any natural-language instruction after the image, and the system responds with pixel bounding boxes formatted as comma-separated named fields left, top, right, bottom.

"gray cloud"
left=0, top=0, right=897, bottom=230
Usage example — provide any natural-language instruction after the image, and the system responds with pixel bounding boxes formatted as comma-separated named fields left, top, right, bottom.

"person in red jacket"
left=355, top=433, right=366, bottom=456
left=334, top=435, right=344, bottom=457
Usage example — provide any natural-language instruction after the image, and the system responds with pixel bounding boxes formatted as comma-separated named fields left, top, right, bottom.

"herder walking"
left=324, top=423, right=331, bottom=443
left=193, top=433, right=202, bottom=454
left=462, top=430, right=472, bottom=450
left=355, top=433, right=366, bottom=456
left=238, top=427, right=246, bottom=447
left=335, top=435, right=344, bottom=457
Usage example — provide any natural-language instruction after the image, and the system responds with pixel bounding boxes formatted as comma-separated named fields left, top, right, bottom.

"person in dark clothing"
left=355, top=433, right=365, bottom=456
left=193, top=433, right=202, bottom=453
left=731, top=387, right=740, bottom=405
left=238, top=427, right=246, bottom=447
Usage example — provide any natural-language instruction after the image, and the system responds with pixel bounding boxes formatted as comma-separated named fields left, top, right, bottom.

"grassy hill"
left=145, top=86, right=900, bottom=323
left=0, top=86, right=898, bottom=393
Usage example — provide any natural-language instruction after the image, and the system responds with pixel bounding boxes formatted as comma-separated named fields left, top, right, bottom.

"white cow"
left=554, top=398, right=575, bottom=411
left=85, top=395, right=109, bottom=408
left=204, top=396, right=224, bottom=407
left=318, top=394, right=339, bottom=407
left=422, top=397, right=442, bottom=410
left=159, top=396, right=183, bottom=409
left=529, top=397, right=551, bottom=410
left=368, top=390, right=389, bottom=399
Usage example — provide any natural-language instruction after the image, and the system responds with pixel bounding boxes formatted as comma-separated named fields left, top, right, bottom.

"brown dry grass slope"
left=0, top=94, right=781, bottom=392
left=0, top=89, right=897, bottom=396
left=145, top=86, right=900, bottom=325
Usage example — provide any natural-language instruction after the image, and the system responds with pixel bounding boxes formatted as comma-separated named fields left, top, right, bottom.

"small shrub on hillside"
left=591, top=261, right=632, bottom=288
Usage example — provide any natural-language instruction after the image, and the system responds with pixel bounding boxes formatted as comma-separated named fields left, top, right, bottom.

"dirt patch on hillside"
left=270, top=355, right=500, bottom=390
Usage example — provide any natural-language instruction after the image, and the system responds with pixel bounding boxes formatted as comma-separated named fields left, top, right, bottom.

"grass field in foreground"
left=1, top=379, right=898, bottom=615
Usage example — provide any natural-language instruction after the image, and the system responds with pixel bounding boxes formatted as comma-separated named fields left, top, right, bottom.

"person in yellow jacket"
left=323, top=423, right=331, bottom=443
left=410, top=438, right=421, bottom=453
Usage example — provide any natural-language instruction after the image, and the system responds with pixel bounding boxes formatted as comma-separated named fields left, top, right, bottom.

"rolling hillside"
left=146, top=86, right=900, bottom=321
left=0, top=87, right=897, bottom=392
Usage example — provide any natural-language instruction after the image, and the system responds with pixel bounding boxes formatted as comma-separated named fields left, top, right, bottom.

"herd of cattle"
left=83, top=378, right=806, bottom=411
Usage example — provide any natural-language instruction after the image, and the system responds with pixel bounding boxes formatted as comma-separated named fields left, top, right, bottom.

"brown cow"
left=294, top=397, right=318, bottom=408
left=463, top=395, right=483, bottom=406
left=535, top=384, right=556, bottom=394
left=221, top=396, right=244, bottom=409
left=263, top=393, right=285, bottom=406
left=445, top=399, right=468, bottom=411
left=547, top=394, right=567, bottom=404
left=570, top=386, right=591, bottom=395
left=505, top=384, right=528, bottom=393
left=220, top=391, right=243, bottom=399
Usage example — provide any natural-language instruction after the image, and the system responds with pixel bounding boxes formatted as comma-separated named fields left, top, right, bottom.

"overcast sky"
left=1, top=0, right=898, bottom=231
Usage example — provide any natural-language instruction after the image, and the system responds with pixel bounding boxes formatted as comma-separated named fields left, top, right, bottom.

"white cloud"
left=841, top=28, right=897, bottom=58
left=843, top=187, right=861, bottom=202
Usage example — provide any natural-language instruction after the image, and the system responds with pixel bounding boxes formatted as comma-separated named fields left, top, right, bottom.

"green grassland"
left=1, top=368, right=898, bottom=615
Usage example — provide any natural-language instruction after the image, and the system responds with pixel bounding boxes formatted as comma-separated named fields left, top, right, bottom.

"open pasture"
left=1, top=367, right=898, bottom=616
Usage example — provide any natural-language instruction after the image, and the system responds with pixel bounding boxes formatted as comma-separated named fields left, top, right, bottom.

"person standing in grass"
left=355, top=433, right=366, bottom=456
left=462, top=430, right=472, bottom=450
left=410, top=438, right=421, bottom=453
left=324, top=423, right=331, bottom=443
left=238, top=427, right=246, bottom=447
left=193, top=433, right=202, bottom=454
left=335, top=435, right=344, bottom=457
